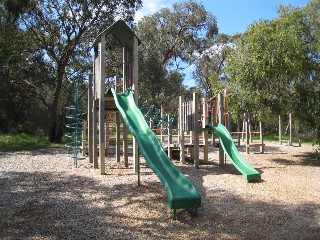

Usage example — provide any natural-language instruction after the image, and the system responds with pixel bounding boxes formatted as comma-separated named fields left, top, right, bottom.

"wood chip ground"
left=0, top=142, right=319, bottom=239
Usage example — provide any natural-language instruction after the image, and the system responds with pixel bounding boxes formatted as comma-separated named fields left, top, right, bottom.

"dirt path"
left=0, top=142, right=319, bottom=239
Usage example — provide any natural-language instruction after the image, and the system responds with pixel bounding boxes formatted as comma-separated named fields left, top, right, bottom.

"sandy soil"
left=0, top=141, right=319, bottom=239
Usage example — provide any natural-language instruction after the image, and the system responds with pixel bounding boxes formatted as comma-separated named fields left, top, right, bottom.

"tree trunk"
left=48, top=108, right=64, bottom=143
left=48, top=63, right=65, bottom=143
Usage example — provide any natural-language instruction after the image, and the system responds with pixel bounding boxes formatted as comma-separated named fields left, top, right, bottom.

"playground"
left=1, top=17, right=319, bottom=239
left=1, top=141, right=319, bottom=239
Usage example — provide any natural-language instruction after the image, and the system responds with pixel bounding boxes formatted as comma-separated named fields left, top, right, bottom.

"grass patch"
left=0, top=133, right=61, bottom=152
left=249, top=134, right=313, bottom=144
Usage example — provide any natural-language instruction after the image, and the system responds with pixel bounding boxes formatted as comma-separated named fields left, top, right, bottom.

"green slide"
left=206, top=123, right=261, bottom=181
left=107, top=88, right=201, bottom=212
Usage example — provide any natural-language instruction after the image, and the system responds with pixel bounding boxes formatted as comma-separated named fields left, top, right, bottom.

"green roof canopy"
left=93, top=20, right=141, bottom=50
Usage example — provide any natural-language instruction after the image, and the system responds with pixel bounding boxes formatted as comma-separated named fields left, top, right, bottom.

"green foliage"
left=0, top=133, right=56, bottom=152
left=137, top=0, right=217, bottom=68
left=137, top=0, right=217, bottom=105
left=227, top=4, right=319, bottom=113
left=193, top=35, right=233, bottom=97
left=0, top=0, right=48, bottom=134
left=0, top=0, right=142, bottom=142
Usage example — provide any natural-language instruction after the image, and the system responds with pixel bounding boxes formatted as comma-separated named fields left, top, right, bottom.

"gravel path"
left=0, top=142, right=319, bottom=239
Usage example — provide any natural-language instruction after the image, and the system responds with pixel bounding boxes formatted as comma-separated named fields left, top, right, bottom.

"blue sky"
left=135, top=0, right=310, bottom=35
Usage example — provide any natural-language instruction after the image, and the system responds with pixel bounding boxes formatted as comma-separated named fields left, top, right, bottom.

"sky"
left=135, top=0, right=310, bottom=35
left=135, top=0, right=310, bottom=86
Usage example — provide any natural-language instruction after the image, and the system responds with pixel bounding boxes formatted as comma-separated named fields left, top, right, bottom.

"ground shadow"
left=1, top=148, right=319, bottom=239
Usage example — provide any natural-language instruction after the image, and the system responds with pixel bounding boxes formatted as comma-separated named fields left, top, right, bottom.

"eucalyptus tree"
left=12, top=0, right=142, bottom=142
left=0, top=0, right=48, bottom=133
left=297, top=0, right=320, bottom=143
left=226, top=5, right=318, bottom=117
left=136, top=0, right=217, bottom=104
left=193, top=34, right=233, bottom=97
left=137, top=0, right=217, bottom=68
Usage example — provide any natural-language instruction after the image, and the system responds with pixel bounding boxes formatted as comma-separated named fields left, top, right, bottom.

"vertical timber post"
left=218, top=93, right=225, bottom=167
left=122, top=46, right=129, bottom=167
left=202, top=98, right=208, bottom=163
left=260, top=121, right=264, bottom=153
left=193, top=92, right=199, bottom=168
left=92, top=46, right=99, bottom=169
left=289, top=112, right=292, bottom=146
left=132, top=36, right=139, bottom=174
left=115, top=76, right=121, bottom=163
left=179, top=96, right=185, bottom=164
left=167, top=114, right=172, bottom=158
left=88, top=74, right=93, bottom=163
left=99, top=34, right=106, bottom=175
left=279, top=114, right=282, bottom=145
left=245, top=112, right=250, bottom=154
left=237, top=113, right=241, bottom=146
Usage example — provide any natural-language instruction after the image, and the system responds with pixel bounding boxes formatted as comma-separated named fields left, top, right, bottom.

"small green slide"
left=108, top=88, right=201, bottom=213
left=206, top=123, right=261, bottom=181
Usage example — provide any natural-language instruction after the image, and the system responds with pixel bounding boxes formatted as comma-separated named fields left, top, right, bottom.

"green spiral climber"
left=65, top=78, right=86, bottom=167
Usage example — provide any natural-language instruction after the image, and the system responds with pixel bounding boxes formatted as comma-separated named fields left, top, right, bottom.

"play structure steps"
left=206, top=123, right=261, bottom=181
left=107, top=88, right=201, bottom=217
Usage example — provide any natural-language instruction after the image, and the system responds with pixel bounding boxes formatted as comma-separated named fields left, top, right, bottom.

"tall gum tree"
left=226, top=4, right=318, bottom=116
left=226, top=3, right=320, bottom=143
left=136, top=0, right=217, bottom=103
left=16, top=0, right=142, bottom=142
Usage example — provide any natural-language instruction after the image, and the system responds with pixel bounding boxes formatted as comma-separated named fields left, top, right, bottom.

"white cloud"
left=135, top=0, right=178, bottom=22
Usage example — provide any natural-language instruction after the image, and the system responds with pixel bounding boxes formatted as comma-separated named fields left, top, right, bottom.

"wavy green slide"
left=206, top=123, right=261, bottom=181
left=107, top=88, right=201, bottom=212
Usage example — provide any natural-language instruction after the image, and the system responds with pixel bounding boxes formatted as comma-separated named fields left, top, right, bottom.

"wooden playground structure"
left=87, top=20, right=140, bottom=175
left=83, top=20, right=267, bottom=176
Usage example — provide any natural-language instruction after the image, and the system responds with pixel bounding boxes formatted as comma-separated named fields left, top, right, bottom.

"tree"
left=9, top=0, right=142, bottom=142
left=136, top=0, right=217, bottom=105
left=297, top=0, right=320, bottom=144
left=226, top=5, right=317, bottom=115
left=0, top=0, right=49, bottom=133
left=226, top=3, right=320, bottom=143
left=193, top=34, right=233, bottom=97
left=137, top=0, right=217, bottom=68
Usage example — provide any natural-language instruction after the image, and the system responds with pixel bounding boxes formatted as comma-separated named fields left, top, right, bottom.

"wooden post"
left=122, top=46, right=129, bottom=168
left=93, top=100, right=98, bottom=169
left=88, top=74, right=93, bottom=163
left=82, top=121, right=87, bottom=156
left=248, top=113, right=253, bottom=143
left=260, top=121, right=264, bottom=153
left=132, top=36, right=139, bottom=174
left=160, top=105, right=164, bottom=141
left=179, top=96, right=185, bottom=164
left=98, top=34, right=106, bottom=175
left=202, top=98, right=208, bottom=163
left=237, top=113, right=241, bottom=147
left=193, top=92, right=199, bottom=168
left=289, top=112, right=292, bottom=146
left=242, top=113, right=245, bottom=142
left=115, top=76, right=121, bottom=163
left=211, top=103, right=215, bottom=146
left=167, top=114, right=171, bottom=158
left=92, top=47, right=99, bottom=169
left=279, top=114, right=282, bottom=145
left=227, top=111, right=232, bottom=132
left=245, top=112, right=249, bottom=154
left=218, top=93, right=225, bottom=167
left=189, top=102, right=193, bottom=144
